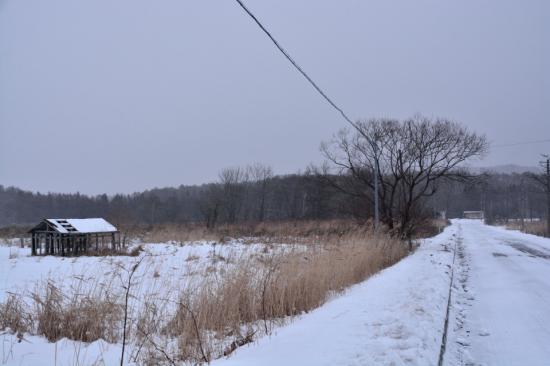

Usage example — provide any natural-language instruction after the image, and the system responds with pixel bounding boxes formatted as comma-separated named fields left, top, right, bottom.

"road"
left=210, top=220, right=550, bottom=366
left=447, top=220, right=550, bottom=366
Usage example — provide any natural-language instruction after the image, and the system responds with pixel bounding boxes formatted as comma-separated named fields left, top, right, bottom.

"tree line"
left=1, top=116, right=547, bottom=238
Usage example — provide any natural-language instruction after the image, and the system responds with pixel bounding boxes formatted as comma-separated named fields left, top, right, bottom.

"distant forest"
left=0, top=170, right=547, bottom=229
left=2, top=118, right=548, bottom=234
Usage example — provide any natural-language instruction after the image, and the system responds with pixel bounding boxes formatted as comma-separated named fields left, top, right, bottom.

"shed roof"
left=31, top=218, right=117, bottom=234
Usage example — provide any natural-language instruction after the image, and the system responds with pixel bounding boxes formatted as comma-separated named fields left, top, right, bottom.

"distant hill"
left=470, top=164, right=540, bottom=174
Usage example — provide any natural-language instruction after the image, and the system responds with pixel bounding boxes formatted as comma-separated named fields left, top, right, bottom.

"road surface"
left=446, top=220, right=550, bottom=366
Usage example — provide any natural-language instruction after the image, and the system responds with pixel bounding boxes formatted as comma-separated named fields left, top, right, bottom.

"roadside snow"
left=213, top=225, right=459, bottom=366
left=4, top=220, right=547, bottom=365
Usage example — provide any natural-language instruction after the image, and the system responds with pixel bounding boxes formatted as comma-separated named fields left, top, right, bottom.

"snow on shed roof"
left=45, top=218, right=117, bottom=234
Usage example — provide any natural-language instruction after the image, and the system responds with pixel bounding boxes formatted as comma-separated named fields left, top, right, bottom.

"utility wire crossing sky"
left=0, top=0, right=548, bottom=194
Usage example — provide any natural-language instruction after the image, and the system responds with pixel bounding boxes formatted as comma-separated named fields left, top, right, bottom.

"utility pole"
left=373, top=142, right=380, bottom=230
left=545, top=157, right=550, bottom=238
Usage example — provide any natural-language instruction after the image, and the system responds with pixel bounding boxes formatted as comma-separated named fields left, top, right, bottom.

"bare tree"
left=247, top=163, right=273, bottom=222
left=321, top=115, right=488, bottom=247
left=218, top=167, right=249, bottom=224
left=199, top=184, right=223, bottom=228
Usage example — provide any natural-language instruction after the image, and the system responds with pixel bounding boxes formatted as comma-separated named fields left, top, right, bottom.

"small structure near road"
left=463, top=211, right=484, bottom=220
left=29, top=218, right=120, bottom=256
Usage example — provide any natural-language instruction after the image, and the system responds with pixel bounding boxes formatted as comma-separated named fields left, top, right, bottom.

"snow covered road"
left=446, top=220, right=550, bottom=366
left=215, top=220, right=550, bottom=366
left=214, top=224, right=459, bottom=366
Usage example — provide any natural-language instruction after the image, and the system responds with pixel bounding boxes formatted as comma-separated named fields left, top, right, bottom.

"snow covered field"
left=2, top=220, right=550, bottom=365
left=0, top=239, right=307, bottom=365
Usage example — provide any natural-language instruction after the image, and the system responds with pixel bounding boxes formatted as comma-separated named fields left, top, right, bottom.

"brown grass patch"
left=506, top=220, right=548, bottom=238
left=165, top=231, right=406, bottom=363
left=0, top=222, right=409, bottom=364
left=0, top=294, right=33, bottom=335
left=31, top=281, right=123, bottom=343
left=132, top=219, right=375, bottom=244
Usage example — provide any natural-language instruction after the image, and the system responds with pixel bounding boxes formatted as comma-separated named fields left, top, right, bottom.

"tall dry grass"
left=0, top=293, right=33, bottom=336
left=165, top=231, right=406, bottom=363
left=0, top=221, right=408, bottom=364
left=136, top=219, right=374, bottom=244
left=506, top=220, right=548, bottom=237
left=1, top=276, right=123, bottom=344
left=32, top=281, right=122, bottom=343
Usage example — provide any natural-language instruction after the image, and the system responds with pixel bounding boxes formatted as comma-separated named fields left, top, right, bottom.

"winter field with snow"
left=0, top=239, right=280, bottom=365
left=1, top=220, right=550, bottom=365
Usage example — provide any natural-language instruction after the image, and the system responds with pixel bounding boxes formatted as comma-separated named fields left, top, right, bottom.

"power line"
left=233, top=0, right=380, bottom=229
left=492, top=139, right=550, bottom=148
left=233, top=0, right=356, bottom=127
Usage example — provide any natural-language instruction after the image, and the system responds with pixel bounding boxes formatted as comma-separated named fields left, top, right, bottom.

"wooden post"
left=31, top=233, right=36, bottom=256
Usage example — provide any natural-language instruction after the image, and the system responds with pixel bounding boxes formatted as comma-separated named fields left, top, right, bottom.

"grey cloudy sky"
left=1, top=0, right=549, bottom=195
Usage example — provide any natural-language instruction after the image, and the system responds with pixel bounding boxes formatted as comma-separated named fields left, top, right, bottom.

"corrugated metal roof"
left=45, top=218, right=117, bottom=233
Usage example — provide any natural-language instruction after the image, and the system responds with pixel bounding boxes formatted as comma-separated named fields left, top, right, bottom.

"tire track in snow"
left=445, top=222, right=481, bottom=366
left=438, top=225, right=459, bottom=366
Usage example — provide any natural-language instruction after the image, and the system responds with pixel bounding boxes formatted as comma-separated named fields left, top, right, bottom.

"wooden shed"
left=29, top=218, right=120, bottom=256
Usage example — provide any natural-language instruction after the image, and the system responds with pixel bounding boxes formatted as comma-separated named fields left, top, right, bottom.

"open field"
left=5, top=219, right=548, bottom=366
left=0, top=222, right=406, bottom=365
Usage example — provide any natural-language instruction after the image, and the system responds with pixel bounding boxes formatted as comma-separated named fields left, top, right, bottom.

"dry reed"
left=165, top=230, right=406, bottom=362
left=0, top=221, right=408, bottom=364
left=506, top=220, right=548, bottom=237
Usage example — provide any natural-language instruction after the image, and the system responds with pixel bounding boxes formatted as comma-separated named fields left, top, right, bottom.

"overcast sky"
left=1, top=0, right=548, bottom=195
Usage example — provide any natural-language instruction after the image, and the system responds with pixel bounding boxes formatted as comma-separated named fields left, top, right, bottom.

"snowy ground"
left=2, top=220, right=550, bottom=365
left=212, top=220, right=550, bottom=366
left=0, top=239, right=305, bottom=365
left=445, top=220, right=550, bottom=366
left=212, top=223, right=458, bottom=366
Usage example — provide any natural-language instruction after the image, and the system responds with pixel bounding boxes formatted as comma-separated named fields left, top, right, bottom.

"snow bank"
left=0, top=225, right=468, bottom=366
left=213, top=225, right=459, bottom=366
